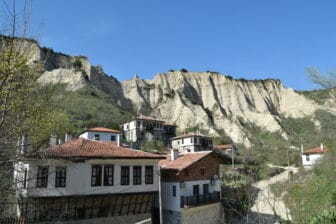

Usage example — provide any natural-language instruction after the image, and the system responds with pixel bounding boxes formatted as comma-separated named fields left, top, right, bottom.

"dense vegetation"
left=271, top=147, right=336, bottom=223
left=59, top=85, right=132, bottom=134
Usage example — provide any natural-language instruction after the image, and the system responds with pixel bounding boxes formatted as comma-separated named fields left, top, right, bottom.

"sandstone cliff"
left=22, top=38, right=331, bottom=147
left=121, top=71, right=319, bottom=146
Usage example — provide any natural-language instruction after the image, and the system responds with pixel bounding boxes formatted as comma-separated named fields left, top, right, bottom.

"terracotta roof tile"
left=159, top=151, right=212, bottom=171
left=214, top=144, right=234, bottom=151
left=40, top=138, right=166, bottom=160
left=170, top=133, right=211, bottom=140
left=302, top=146, right=327, bottom=155
left=86, top=127, right=122, bottom=133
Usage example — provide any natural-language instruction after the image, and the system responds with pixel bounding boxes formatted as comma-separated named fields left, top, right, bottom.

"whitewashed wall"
left=161, top=179, right=220, bottom=212
left=79, top=131, right=120, bottom=143
left=161, top=182, right=181, bottom=211
left=302, top=153, right=324, bottom=169
left=180, top=179, right=220, bottom=197
left=19, top=159, right=160, bottom=197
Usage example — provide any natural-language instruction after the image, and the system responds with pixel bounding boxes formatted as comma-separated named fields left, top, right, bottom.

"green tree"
left=142, top=141, right=165, bottom=153
left=307, top=67, right=336, bottom=88
left=0, top=1, right=71, bottom=217
left=73, top=58, right=82, bottom=70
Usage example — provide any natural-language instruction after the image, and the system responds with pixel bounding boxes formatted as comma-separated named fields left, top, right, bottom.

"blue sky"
left=15, top=0, right=336, bottom=90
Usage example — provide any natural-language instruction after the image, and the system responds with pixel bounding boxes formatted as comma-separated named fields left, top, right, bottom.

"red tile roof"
left=302, top=146, right=327, bottom=155
left=170, top=133, right=211, bottom=140
left=214, top=144, right=234, bottom=151
left=159, top=151, right=212, bottom=171
left=86, top=127, right=122, bottom=133
left=40, top=138, right=166, bottom=160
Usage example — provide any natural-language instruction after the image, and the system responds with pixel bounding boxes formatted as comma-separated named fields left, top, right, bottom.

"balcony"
left=180, top=192, right=220, bottom=208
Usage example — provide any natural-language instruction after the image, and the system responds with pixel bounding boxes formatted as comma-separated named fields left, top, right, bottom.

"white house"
left=14, top=127, right=165, bottom=223
left=121, top=115, right=176, bottom=148
left=170, top=133, right=213, bottom=154
left=302, top=143, right=327, bottom=170
left=157, top=150, right=224, bottom=224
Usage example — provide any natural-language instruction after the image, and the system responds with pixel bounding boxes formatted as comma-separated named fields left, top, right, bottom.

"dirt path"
left=230, top=166, right=298, bottom=224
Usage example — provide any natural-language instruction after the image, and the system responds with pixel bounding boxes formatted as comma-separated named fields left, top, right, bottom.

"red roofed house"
left=170, top=132, right=213, bottom=154
left=302, top=143, right=327, bottom=169
left=156, top=149, right=226, bottom=224
left=14, top=127, right=165, bottom=223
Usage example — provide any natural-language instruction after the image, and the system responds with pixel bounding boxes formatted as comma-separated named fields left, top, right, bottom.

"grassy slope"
left=60, top=85, right=132, bottom=134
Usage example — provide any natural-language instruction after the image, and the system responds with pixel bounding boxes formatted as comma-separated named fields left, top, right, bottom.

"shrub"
left=73, top=58, right=82, bottom=70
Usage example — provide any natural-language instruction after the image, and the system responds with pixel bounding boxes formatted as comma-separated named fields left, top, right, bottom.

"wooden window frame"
left=36, top=166, right=49, bottom=188
left=121, top=166, right=130, bottom=185
left=91, top=165, right=102, bottom=187
left=104, top=165, right=114, bottom=186
left=145, top=166, right=153, bottom=184
left=94, top=134, right=100, bottom=141
left=55, top=166, right=66, bottom=188
left=133, top=166, right=142, bottom=185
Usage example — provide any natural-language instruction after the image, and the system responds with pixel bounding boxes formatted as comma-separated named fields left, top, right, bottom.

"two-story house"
left=157, top=149, right=224, bottom=224
left=170, top=133, right=213, bottom=154
left=14, top=127, right=165, bottom=223
left=121, top=115, right=176, bottom=148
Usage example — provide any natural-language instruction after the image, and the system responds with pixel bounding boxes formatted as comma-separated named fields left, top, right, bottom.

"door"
left=193, top=185, right=199, bottom=203
left=203, top=184, right=209, bottom=201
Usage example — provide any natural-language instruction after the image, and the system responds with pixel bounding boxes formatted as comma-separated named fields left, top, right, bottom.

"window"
left=194, top=137, right=197, bottom=144
left=137, top=121, right=141, bottom=127
left=173, top=185, right=176, bottom=197
left=110, top=135, right=116, bottom=141
left=177, top=141, right=180, bottom=145
left=145, top=166, right=153, bottom=184
left=94, top=134, right=100, bottom=141
left=91, top=165, right=102, bottom=186
left=306, top=154, right=310, bottom=161
left=203, top=184, right=209, bottom=195
left=191, top=138, right=193, bottom=143
left=184, top=169, right=189, bottom=176
left=181, top=138, right=184, bottom=144
left=200, top=168, right=205, bottom=176
left=23, top=168, right=28, bottom=189
left=133, top=166, right=142, bottom=185
left=121, top=166, right=130, bottom=185
left=104, top=165, right=114, bottom=186
left=55, top=166, right=66, bottom=188
left=36, top=166, right=49, bottom=188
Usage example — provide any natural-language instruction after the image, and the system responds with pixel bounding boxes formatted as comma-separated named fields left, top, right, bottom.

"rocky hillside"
left=20, top=37, right=335, bottom=147
left=122, top=71, right=323, bottom=146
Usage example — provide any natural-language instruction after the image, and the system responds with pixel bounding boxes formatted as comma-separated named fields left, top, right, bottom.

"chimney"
left=320, top=143, right=324, bottom=150
left=19, top=135, right=29, bottom=154
left=117, top=134, right=121, bottom=147
left=50, top=134, right=57, bottom=146
left=171, top=149, right=179, bottom=161
left=65, top=133, right=72, bottom=142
